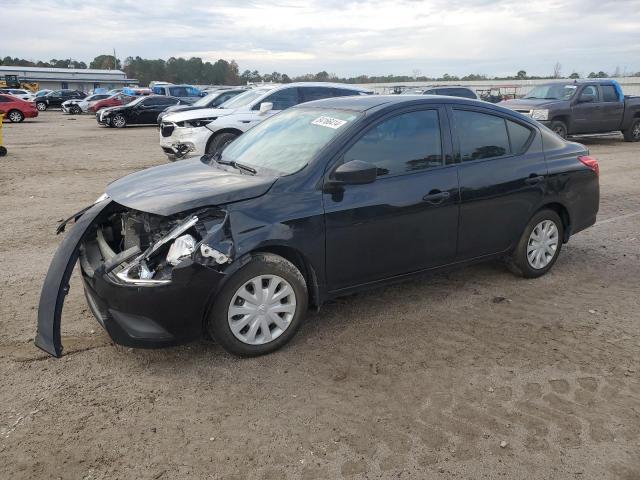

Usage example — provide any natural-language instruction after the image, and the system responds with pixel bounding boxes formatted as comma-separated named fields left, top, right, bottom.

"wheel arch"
left=537, top=202, right=571, bottom=242
left=205, top=128, right=243, bottom=151
left=549, top=114, right=570, bottom=130
left=253, top=245, right=321, bottom=310
left=7, top=109, right=24, bottom=121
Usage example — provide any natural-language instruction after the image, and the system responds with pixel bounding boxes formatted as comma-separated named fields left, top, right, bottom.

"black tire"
left=507, top=209, right=564, bottom=278
left=112, top=114, right=126, bottom=128
left=7, top=109, right=24, bottom=123
left=623, top=118, right=640, bottom=142
left=36, top=102, right=47, bottom=111
left=0, top=146, right=7, bottom=157
left=207, top=253, right=308, bottom=357
left=549, top=120, right=567, bottom=139
left=206, top=132, right=238, bottom=155
left=70, top=105, right=82, bottom=115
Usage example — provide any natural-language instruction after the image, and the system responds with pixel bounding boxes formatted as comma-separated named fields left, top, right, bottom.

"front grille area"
left=161, top=124, right=175, bottom=137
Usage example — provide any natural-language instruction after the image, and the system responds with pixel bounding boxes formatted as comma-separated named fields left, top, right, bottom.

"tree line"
left=1, top=55, right=638, bottom=86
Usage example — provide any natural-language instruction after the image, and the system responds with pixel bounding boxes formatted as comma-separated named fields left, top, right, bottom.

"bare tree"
left=553, top=62, right=562, bottom=79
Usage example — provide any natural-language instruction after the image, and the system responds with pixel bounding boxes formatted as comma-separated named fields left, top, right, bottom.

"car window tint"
left=344, top=110, right=443, bottom=176
left=330, top=88, right=357, bottom=97
left=169, top=87, right=188, bottom=97
left=0, top=95, right=8, bottom=102
left=601, top=85, right=618, bottom=102
left=260, top=88, right=300, bottom=110
left=300, top=87, right=333, bottom=102
left=454, top=110, right=510, bottom=161
left=507, top=120, right=534, bottom=154
left=582, top=85, right=598, bottom=99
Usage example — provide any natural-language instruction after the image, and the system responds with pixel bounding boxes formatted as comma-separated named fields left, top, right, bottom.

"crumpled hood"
left=499, top=98, right=566, bottom=109
left=106, top=158, right=277, bottom=216
left=163, top=108, right=235, bottom=124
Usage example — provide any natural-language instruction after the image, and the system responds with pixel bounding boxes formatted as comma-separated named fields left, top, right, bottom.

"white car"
left=61, top=93, right=112, bottom=114
left=1, top=89, right=35, bottom=102
left=159, top=82, right=372, bottom=160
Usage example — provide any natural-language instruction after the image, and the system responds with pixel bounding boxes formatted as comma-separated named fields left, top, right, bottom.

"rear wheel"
left=8, top=110, right=24, bottom=123
left=70, top=105, right=82, bottom=115
left=206, top=132, right=238, bottom=155
left=36, top=101, right=47, bottom=111
left=623, top=118, right=640, bottom=142
left=207, top=253, right=308, bottom=356
left=0, top=146, right=7, bottom=157
left=508, top=209, right=564, bottom=278
left=112, top=114, right=126, bottom=128
left=550, top=120, right=567, bottom=139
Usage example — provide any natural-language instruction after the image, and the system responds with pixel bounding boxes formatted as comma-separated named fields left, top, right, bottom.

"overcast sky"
left=3, top=0, right=640, bottom=77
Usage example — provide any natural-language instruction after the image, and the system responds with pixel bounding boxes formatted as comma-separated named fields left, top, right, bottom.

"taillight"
left=578, top=155, right=599, bottom=176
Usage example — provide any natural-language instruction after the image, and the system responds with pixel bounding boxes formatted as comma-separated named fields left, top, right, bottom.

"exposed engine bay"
left=80, top=206, right=234, bottom=284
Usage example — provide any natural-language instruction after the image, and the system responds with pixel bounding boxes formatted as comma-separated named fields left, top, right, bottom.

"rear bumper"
left=24, top=110, right=38, bottom=118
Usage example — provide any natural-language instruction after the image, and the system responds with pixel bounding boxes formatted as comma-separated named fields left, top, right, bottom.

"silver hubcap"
left=113, top=115, right=125, bottom=127
left=9, top=112, right=21, bottom=121
left=37, top=103, right=45, bottom=111
left=527, top=220, right=559, bottom=269
left=633, top=123, right=640, bottom=139
left=228, top=274, right=296, bottom=345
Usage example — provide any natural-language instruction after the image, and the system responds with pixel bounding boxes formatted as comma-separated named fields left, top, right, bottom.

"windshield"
left=219, top=88, right=270, bottom=109
left=524, top=84, right=577, bottom=100
left=193, top=92, right=222, bottom=107
left=220, top=108, right=360, bottom=175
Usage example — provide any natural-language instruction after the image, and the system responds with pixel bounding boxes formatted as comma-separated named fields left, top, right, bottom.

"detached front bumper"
left=36, top=200, right=233, bottom=357
left=159, top=125, right=210, bottom=161
left=81, top=256, right=223, bottom=349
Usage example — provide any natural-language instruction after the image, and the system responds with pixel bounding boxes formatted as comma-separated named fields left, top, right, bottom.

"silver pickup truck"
left=500, top=80, right=640, bottom=141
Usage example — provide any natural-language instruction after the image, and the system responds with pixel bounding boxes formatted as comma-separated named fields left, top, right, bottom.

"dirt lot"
left=1, top=111, right=639, bottom=480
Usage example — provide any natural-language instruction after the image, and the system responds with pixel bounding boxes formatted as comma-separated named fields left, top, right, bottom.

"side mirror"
left=331, top=160, right=377, bottom=185
left=578, top=94, right=595, bottom=103
left=259, top=102, right=273, bottom=114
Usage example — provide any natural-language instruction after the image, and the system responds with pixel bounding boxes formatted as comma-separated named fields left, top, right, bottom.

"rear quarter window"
left=453, top=109, right=510, bottom=161
left=507, top=120, right=534, bottom=154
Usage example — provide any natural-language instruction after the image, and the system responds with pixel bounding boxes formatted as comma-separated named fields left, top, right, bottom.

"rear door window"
left=344, top=109, right=443, bottom=176
left=258, top=87, right=300, bottom=110
left=300, top=87, right=333, bottom=103
left=507, top=120, right=534, bottom=154
left=600, top=85, right=618, bottom=102
left=453, top=109, right=510, bottom=161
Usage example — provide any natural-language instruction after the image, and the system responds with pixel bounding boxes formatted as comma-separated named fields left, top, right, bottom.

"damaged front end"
left=36, top=199, right=235, bottom=358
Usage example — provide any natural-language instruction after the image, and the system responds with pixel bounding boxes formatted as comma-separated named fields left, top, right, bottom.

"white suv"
left=159, top=82, right=372, bottom=160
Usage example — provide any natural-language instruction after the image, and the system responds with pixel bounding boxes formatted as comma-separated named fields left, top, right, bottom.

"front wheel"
left=70, top=105, right=82, bottom=115
left=111, top=114, right=126, bottom=128
left=549, top=120, right=567, bottom=139
left=623, top=118, right=640, bottom=142
left=8, top=110, right=24, bottom=123
left=36, top=102, right=47, bottom=111
left=207, top=253, right=308, bottom=356
left=206, top=132, right=238, bottom=155
left=507, top=209, right=564, bottom=278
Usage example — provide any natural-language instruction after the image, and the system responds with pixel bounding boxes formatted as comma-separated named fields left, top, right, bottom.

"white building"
left=0, top=65, right=138, bottom=92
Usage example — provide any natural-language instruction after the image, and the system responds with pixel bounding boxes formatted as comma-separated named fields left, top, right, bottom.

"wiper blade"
left=216, top=158, right=257, bottom=174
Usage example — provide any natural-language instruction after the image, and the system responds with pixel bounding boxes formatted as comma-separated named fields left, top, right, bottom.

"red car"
left=0, top=94, right=38, bottom=122
left=88, top=93, right=136, bottom=113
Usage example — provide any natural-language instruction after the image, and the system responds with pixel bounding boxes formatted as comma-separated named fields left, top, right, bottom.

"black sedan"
left=37, top=95, right=599, bottom=358
left=97, top=95, right=190, bottom=127
left=35, top=89, right=86, bottom=111
left=157, top=88, right=247, bottom=124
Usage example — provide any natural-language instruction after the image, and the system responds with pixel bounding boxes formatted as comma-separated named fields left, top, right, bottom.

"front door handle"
left=525, top=175, right=545, bottom=185
left=422, top=190, right=450, bottom=204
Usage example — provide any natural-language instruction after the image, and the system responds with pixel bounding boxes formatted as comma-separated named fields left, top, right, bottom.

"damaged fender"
left=36, top=199, right=112, bottom=357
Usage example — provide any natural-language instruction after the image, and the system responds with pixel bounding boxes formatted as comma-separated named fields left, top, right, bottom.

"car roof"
left=272, top=82, right=371, bottom=93
left=297, top=95, right=534, bottom=119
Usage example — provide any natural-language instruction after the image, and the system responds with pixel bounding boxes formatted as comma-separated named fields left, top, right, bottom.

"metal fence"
left=354, top=77, right=640, bottom=96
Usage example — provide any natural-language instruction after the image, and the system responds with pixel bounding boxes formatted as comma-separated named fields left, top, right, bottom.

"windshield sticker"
left=311, top=116, right=348, bottom=129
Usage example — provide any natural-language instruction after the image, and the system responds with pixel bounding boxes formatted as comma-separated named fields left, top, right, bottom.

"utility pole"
left=113, top=48, right=117, bottom=70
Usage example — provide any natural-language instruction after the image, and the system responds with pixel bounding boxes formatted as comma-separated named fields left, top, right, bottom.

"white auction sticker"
left=311, top=116, right=347, bottom=129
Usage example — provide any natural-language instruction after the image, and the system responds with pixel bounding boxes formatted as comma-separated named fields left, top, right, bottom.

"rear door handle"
left=422, top=190, right=450, bottom=204
left=525, top=175, right=545, bottom=185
